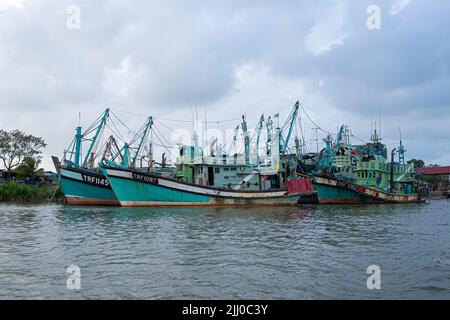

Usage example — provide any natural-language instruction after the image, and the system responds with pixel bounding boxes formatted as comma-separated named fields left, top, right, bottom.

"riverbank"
left=0, top=181, right=63, bottom=203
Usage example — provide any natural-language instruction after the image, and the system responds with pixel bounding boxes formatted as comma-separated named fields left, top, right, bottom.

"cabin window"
left=230, top=167, right=237, bottom=172
left=214, top=168, right=220, bottom=174
left=224, top=176, right=229, bottom=180
left=224, top=168, right=230, bottom=172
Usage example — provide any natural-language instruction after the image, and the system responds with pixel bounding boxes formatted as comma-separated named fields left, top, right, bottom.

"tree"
left=14, top=156, right=45, bottom=180
left=407, top=159, right=425, bottom=168
left=0, top=130, right=47, bottom=178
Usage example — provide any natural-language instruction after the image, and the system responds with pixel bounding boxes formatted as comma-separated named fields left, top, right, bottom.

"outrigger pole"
left=74, top=126, right=82, bottom=167
left=255, top=114, right=265, bottom=162
left=281, top=101, right=300, bottom=155
left=131, top=116, right=153, bottom=168
left=82, top=108, right=110, bottom=168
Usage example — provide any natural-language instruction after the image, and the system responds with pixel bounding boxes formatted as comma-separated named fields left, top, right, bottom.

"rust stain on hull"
left=66, top=197, right=120, bottom=206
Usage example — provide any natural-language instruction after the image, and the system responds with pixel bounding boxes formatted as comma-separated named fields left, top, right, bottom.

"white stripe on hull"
left=105, top=168, right=290, bottom=199
left=60, top=169, right=83, bottom=181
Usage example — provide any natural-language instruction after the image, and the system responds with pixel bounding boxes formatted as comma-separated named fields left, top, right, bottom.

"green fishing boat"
left=313, top=125, right=429, bottom=204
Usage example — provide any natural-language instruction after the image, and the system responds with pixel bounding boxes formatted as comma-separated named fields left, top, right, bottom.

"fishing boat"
left=102, top=101, right=317, bottom=207
left=54, top=109, right=156, bottom=205
left=54, top=156, right=119, bottom=206
left=312, top=125, right=429, bottom=204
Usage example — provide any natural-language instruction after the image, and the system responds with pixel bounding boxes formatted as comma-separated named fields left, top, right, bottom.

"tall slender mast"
left=74, top=126, right=82, bottom=167
left=281, top=101, right=300, bottom=155
left=255, top=114, right=265, bottom=162
left=122, top=143, right=130, bottom=167
left=241, top=115, right=250, bottom=164
left=131, top=116, right=153, bottom=168
left=82, top=108, right=110, bottom=167
left=266, top=116, right=273, bottom=156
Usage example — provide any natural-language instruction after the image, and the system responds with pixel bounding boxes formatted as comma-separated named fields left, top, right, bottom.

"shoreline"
left=0, top=181, right=63, bottom=204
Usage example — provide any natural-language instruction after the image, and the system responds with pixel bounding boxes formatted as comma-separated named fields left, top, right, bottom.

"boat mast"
left=241, top=115, right=250, bottom=164
left=281, top=101, right=300, bottom=155
left=122, top=143, right=130, bottom=167
left=315, top=124, right=344, bottom=174
left=131, top=116, right=153, bottom=168
left=397, top=128, right=406, bottom=165
left=74, top=126, right=82, bottom=167
left=390, top=148, right=397, bottom=193
left=82, top=108, right=110, bottom=168
left=331, top=125, right=345, bottom=166
left=266, top=116, right=273, bottom=156
left=255, top=114, right=265, bottom=163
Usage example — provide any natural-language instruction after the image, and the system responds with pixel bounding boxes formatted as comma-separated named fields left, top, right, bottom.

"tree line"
left=0, top=129, right=47, bottom=181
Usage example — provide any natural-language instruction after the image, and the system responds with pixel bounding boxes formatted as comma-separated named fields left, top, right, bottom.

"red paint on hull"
left=65, top=197, right=120, bottom=206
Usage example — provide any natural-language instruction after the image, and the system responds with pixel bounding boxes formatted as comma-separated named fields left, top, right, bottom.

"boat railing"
left=181, top=155, right=275, bottom=167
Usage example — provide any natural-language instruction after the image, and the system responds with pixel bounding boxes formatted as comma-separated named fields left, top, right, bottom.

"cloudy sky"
left=1, top=0, right=449, bottom=170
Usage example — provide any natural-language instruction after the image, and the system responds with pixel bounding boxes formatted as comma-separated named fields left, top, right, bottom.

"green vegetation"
left=0, top=130, right=60, bottom=203
left=407, top=159, right=425, bottom=168
left=0, top=129, right=46, bottom=178
left=0, top=180, right=62, bottom=203
left=14, top=156, right=45, bottom=180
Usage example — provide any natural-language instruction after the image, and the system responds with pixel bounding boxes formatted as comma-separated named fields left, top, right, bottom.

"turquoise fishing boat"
left=101, top=101, right=317, bottom=207
left=312, top=125, right=428, bottom=204
left=55, top=158, right=119, bottom=206
left=100, top=166, right=306, bottom=206
left=54, top=109, right=154, bottom=206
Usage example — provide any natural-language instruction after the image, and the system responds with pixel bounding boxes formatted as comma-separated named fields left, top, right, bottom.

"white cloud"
left=0, top=0, right=24, bottom=11
left=389, top=0, right=412, bottom=16
left=304, top=2, right=350, bottom=56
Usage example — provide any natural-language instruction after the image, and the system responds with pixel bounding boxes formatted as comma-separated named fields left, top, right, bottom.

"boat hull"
left=313, top=176, right=423, bottom=204
left=102, top=166, right=311, bottom=207
left=57, top=165, right=120, bottom=206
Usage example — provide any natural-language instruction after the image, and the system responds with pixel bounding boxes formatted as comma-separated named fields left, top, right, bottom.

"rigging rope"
left=298, top=102, right=333, bottom=136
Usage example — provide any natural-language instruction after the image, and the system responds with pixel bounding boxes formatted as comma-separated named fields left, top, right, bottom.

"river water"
left=0, top=201, right=449, bottom=299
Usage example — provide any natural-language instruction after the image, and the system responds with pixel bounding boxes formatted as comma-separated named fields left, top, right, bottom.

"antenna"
left=204, top=107, right=207, bottom=148
left=379, top=107, right=382, bottom=139
left=398, top=126, right=406, bottom=165
left=311, top=127, right=320, bottom=153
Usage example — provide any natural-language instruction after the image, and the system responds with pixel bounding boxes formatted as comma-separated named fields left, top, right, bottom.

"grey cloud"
left=0, top=0, right=449, bottom=169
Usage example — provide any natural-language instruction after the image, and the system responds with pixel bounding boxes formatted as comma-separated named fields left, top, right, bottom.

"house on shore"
left=0, top=170, right=57, bottom=185
left=416, top=166, right=450, bottom=198
left=0, top=170, right=6, bottom=184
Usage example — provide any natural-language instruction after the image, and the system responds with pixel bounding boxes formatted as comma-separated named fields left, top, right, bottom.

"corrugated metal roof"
left=416, top=166, right=450, bottom=175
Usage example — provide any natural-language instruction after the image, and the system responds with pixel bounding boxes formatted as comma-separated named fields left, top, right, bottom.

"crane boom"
left=82, top=108, right=110, bottom=167
left=281, top=101, right=299, bottom=155
left=131, top=116, right=153, bottom=168
left=255, top=114, right=265, bottom=161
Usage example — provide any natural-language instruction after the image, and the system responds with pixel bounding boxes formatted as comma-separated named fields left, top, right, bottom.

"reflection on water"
left=0, top=201, right=449, bottom=299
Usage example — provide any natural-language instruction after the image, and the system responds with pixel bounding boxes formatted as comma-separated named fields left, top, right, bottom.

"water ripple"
left=0, top=201, right=449, bottom=299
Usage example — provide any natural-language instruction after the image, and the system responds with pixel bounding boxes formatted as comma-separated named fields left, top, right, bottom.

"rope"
left=299, top=102, right=333, bottom=136
left=151, top=128, right=174, bottom=155
left=158, top=117, right=241, bottom=124
left=49, top=173, right=62, bottom=203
